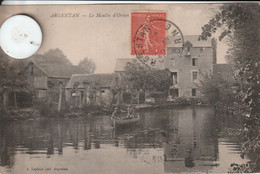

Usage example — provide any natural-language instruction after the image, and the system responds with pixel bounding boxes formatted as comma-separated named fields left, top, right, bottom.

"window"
left=170, top=58, right=176, bottom=67
left=192, top=71, right=198, bottom=82
left=170, top=88, right=179, bottom=98
left=192, top=58, right=197, bottom=66
left=171, top=72, right=178, bottom=85
left=192, top=89, right=197, bottom=96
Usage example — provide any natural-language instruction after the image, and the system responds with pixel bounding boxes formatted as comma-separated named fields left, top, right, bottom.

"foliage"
left=172, top=97, right=191, bottom=105
left=200, top=3, right=260, bottom=172
left=199, top=72, right=245, bottom=114
left=0, top=52, right=9, bottom=87
left=78, top=57, right=96, bottom=74
left=121, top=61, right=151, bottom=91
left=0, top=51, right=18, bottom=88
left=228, top=163, right=255, bottom=173
left=122, top=61, right=171, bottom=92
left=152, top=68, right=172, bottom=92
left=0, top=51, right=29, bottom=114
left=167, top=97, right=206, bottom=106
left=0, top=51, right=10, bottom=114
left=240, top=134, right=260, bottom=161
left=7, top=64, right=29, bottom=92
left=0, top=51, right=10, bottom=80
left=150, top=91, right=167, bottom=98
left=34, top=98, right=55, bottom=116
left=200, top=3, right=260, bottom=119
left=34, top=87, right=67, bottom=116
left=109, top=76, right=122, bottom=107
left=34, top=48, right=72, bottom=65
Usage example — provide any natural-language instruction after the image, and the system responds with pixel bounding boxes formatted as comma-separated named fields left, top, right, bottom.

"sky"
left=0, top=3, right=228, bottom=73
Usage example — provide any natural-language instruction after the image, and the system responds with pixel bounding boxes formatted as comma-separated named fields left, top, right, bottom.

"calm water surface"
left=0, top=106, right=247, bottom=174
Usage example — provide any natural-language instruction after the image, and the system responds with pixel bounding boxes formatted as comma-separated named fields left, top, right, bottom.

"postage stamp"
left=131, top=12, right=184, bottom=66
left=131, top=12, right=167, bottom=56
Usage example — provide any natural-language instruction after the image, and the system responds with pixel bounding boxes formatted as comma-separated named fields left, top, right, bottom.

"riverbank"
left=0, top=98, right=209, bottom=121
left=0, top=108, right=42, bottom=121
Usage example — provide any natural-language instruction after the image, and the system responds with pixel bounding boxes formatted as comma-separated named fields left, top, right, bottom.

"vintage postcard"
left=0, top=3, right=259, bottom=174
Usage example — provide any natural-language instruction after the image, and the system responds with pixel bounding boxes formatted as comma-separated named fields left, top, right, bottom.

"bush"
left=150, top=91, right=167, bottom=103
left=150, top=91, right=167, bottom=98
left=199, top=73, right=242, bottom=114
left=34, top=98, right=57, bottom=116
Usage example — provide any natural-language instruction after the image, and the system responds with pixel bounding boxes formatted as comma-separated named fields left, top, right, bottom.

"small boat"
left=111, top=114, right=140, bottom=127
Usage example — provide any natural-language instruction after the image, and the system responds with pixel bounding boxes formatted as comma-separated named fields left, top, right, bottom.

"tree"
left=152, top=68, right=172, bottom=92
left=0, top=51, right=10, bottom=115
left=109, top=76, right=122, bottom=108
left=122, top=61, right=152, bottom=91
left=35, top=48, right=71, bottom=65
left=121, top=61, right=171, bottom=103
left=200, top=3, right=260, bottom=172
left=0, top=51, right=29, bottom=116
left=199, top=72, right=246, bottom=115
left=78, top=57, right=96, bottom=74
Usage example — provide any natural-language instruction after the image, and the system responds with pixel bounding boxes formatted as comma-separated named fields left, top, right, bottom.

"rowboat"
left=111, top=114, right=140, bottom=127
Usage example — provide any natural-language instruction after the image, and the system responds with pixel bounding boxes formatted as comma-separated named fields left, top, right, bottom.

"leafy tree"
left=78, top=57, right=96, bottom=74
left=121, top=61, right=171, bottom=102
left=35, top=48, right=72, bottom=65
left=0, top=51, right=11, bottom=115
left=0, top=51, right=29, bottom=116
left=152, top=68, right=172, bottom=92
left=199, top=72, right=247, bottom=115
left=122, top=61, right=152, bottom=91
left=200, top=3, right=260, bottom=172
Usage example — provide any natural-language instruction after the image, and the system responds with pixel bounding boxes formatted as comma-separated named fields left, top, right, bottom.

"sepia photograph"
left=0, top=2, right=259, bottom=174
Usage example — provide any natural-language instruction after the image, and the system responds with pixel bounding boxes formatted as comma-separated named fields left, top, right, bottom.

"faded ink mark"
left=30, top=41, right=40, bottom=46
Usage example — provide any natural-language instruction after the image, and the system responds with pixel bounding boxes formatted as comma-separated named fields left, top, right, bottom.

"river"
left=0, top=106, right=248, bottom=174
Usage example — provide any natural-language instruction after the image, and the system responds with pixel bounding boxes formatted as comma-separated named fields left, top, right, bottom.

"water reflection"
left=0, top=124, right=16, bottom=168
left=0, top=106, right=246, bottom=174
left=163, top=107, right=219, bottom=173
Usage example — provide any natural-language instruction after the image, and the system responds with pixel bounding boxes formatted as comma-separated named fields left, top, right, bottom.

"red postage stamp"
left=131, top=12, right=167, bottom=56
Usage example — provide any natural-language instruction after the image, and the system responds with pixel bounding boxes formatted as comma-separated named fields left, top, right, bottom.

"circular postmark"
left=133, top=19, right=184, bottom=67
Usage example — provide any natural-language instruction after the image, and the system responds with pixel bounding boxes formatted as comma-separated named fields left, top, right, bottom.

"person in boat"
left=126, top=106, right=134, bottom=118
left=112, top=107, right=119, bottom=119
